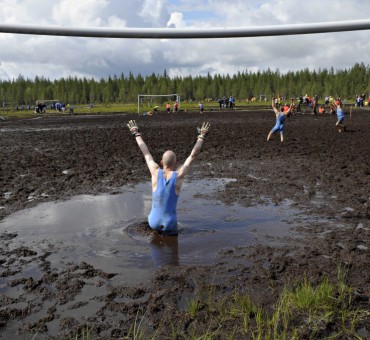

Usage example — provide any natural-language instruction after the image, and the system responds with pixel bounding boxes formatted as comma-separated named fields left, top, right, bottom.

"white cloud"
left=52, top=0, right=108, bottom=27
left=0, top=0, right=31, bottom=23
left=0, top=62, right=11, bottom=80
left=167, top=12, right=185, bottom=28
left=139, top=0, right=169, bottom=27
left=107, top=16, right=127, bottom=28
left=0, top=0, right=370, bottom=81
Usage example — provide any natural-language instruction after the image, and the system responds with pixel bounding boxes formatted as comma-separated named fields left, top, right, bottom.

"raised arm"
left=283, top=98, right=295, bottom=116
left=127, top=120, right=159, bottom=176
left=272, top=97, right=279, bottom=114
left=177, top=122, right=211, bottom=179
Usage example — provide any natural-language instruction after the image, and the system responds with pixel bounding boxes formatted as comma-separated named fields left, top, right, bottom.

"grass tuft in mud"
left=122, top=269, right=369, bottom=339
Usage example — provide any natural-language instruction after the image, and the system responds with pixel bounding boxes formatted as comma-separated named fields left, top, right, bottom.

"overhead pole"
left=1, top=20, right=370, bottom=39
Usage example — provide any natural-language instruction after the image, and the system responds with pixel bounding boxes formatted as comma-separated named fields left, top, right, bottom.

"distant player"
left=288, top=98, right=296, bottom=116
left=173, top=101, right=179, bottom=113
left=328, top=96, right=336, bottom=114
left=335, top=101, right=346, bottom=132
left=267, top=97, right=294, bottom=142
left=166, top=103, right=171, bottom=113
left=198, top=102, right=204, bottom=114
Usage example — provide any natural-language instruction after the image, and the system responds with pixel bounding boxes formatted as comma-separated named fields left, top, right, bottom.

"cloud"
left=52, top=0, right=109, bottom=27
left=0, top=0, right=370, bottom=81
left=107, top=16, right=127, bottom=28
left=0, top=62, right=11, bottom=80
left=167, top=12, right=185, bottom=28
left=139, top=0, right=170, bottom=27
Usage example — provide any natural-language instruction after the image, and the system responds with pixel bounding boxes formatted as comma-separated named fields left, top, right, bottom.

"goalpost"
left=137, top=94, right=180, bottom=114
left=2, top=101, right=23, bottom=112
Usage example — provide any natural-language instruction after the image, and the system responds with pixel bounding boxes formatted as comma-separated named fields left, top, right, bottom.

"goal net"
left=137, top=94, right=180, bottom=114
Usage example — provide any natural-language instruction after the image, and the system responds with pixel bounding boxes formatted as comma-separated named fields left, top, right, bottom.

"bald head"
left=162, top=150, right=177, bottom=168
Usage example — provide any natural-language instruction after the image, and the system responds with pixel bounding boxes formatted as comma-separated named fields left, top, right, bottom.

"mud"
left=0, top=109, right=369, bottom=338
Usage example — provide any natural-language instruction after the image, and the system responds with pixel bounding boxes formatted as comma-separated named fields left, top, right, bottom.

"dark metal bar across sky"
left=1, top=19, right=370, bottom=39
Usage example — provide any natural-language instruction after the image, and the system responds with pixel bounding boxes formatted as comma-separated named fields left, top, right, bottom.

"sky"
left=0, top=0, right=370, bottom=81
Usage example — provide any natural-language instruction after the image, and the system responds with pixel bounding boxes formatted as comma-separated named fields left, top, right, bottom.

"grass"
left=122, top=268, right=369, bottom=339
left=187, top=298, right=200, bottom=318
left=0, top=103, right=138, bottom=119
left=0, top=100, right=279, bottom=119
left=1, top=99, right=364, bottom=119
left=72, top=326, right=93, bottom=340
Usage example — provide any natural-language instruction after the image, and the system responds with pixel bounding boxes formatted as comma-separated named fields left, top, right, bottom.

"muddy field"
left=0, top=108, right=369, bottom=338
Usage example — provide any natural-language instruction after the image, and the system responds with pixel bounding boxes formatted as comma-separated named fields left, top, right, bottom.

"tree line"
left=1, top=63, right=370, bottom=105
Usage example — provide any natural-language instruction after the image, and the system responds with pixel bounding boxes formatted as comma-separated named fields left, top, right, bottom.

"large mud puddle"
left=0, top=178, right=305, bottom=337
left=1, top=178, right=299, bottom=286
left=0, top=179, right=297, bottom=339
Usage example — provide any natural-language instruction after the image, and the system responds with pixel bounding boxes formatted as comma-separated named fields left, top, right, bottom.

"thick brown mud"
left=0, top=109, right=369, bottom=338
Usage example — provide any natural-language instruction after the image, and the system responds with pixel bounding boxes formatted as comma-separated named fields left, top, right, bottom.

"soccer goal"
left=259, top=94, right=269, bottom=102
left=2, top=101, right=19, bottom=110
left=137, top=94, right=180, bottom=114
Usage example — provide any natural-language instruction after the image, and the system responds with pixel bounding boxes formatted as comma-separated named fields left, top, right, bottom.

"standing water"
left=1, top=178, right=298, bottom=286
left=0, top=177, right=302, bottom=338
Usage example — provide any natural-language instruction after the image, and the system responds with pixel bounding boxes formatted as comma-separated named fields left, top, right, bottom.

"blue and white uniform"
left=148, top=169, right=179, bottom=235
left=271, top=112, right=285, bottom=135
left=336, top=106, right=344, bottom=124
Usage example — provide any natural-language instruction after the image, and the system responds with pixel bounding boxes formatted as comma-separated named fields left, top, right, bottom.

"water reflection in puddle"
left=1, top=178, right=298, bottom=285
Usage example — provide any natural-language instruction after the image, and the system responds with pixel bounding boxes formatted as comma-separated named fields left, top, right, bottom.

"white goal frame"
left=137, top=94, right=180, bottom=114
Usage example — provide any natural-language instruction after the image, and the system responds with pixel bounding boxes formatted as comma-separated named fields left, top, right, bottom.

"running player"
left=267, top=97, right=294, bottom=142
left=335, top=101, right=346, bottom=132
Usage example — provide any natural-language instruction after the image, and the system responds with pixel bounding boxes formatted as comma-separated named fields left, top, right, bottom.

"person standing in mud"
left=218, top=98, right=222, bottom=109
left=153, top=105, right=159, bottom=113
left=173, top=101, right=179, bottom=113
left=313, top=94, right=319, bottom=115
left=296, top=95, right=303, bottom=113
left=127, top=120, right=211, bottom=235
left=166, top=103, right=171, bottom=113
left=267, top=97, right=294, bottom=142
left=198, top=102, right=204, bottom=114
left=335, top=101, right=346, bottom=133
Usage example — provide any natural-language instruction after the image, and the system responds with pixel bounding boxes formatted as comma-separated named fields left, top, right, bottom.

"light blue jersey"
left=271, top=112, right=285, bottom=134
left=148, top=169, right=179, bottom=235
left=337, top=106, right=344, bottom=122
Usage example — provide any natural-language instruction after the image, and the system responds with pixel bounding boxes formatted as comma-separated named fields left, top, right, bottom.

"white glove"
left=127, top=120, right=141, bottom=137
left=197, top=121, right=211, bottom=139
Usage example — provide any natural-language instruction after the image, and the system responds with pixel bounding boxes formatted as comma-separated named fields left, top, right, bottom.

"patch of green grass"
left=65, top=267, right=368, bottom=339
left=0, top=99, right=363, bottom=120
left=0, top=101, right=274, bottom=120
left=149, top=270, right=368, bottom=339
left=0, top=109, right=38, bottom=119
left=186, top=298, right=200, bottom=318
left=127, top=308, right=148, bottom=340
left=73, top=103, right=138, bottom=114
left=70, top=324, right=94, bottom=340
